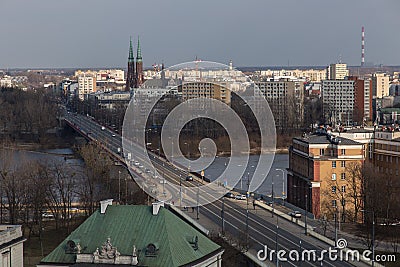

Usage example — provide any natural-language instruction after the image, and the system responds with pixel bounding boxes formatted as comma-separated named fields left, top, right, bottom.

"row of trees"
left=0, top=87, right=60, bottom=142
left=323, top=162, right=400, bottom=224
left=0, top=142, right=113, bottom=236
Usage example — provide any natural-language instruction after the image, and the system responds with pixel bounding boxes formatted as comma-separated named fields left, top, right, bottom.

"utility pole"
left=276, top=214, right=279, bottom=267
left=334, top=208, right=338, bottom=246
left=118, top=170, right=121, bottom=203
left=271, top=175, right=274, bottom=218
left=221, top=196, right=225, bottom=234
left=305, top=192, right=308, bottom=235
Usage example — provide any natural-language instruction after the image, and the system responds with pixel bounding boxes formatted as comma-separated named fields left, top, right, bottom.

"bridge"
left=65, top=112, right=368, bottom=267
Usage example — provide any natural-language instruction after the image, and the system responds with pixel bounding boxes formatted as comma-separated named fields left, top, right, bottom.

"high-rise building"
left=372, top=73, right=390, bottom=98
left=322, top=79, right=355, bottom=126
left=77, top=73, right=97, bottom=100
left=126, top=37, right=136, bottom=91
left=327, top=63, right=349, bottom=80
left=256, top=79, right=304, bottom=131
left=136, top=37, right=144, bottom=88
left=348, top=76, right=372, bottom=124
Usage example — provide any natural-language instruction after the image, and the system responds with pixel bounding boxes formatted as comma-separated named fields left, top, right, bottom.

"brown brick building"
left=287, top=131, right=365, bottom=219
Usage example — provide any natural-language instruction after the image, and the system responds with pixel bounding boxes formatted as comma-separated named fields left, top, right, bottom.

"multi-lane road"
left=65, top=112, right=369, bottom=267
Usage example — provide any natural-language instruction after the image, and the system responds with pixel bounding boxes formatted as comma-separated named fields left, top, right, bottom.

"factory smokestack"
left=361, top=26, right=365, bottom=67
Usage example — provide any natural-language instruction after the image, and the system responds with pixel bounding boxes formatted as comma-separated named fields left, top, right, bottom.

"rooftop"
left=295, top=133, right=361, bottom=146
left=40, top=205, right=221, bottom=266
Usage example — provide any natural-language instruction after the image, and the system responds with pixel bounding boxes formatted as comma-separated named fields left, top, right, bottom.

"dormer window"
left=145, top=243, right=158, bottom=257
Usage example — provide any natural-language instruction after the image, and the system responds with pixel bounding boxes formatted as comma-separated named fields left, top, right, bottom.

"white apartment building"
left=322, top=80, right=355, bottom=126
left=96, top=69, right=125, bottom=81
left=0, top=76, right=12, bottom=88
left=372, top=73, right=390, bottom=98
left=0, top=225, right=25, bottom=267
left=259, top=69, right=327, bottom=82
left=77, top=73, right=96, bottom=100
left=327, top=63, right=349, bottom=80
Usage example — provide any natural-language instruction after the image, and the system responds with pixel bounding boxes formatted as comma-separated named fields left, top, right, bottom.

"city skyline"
left=1, top=0, right=399, bottom=68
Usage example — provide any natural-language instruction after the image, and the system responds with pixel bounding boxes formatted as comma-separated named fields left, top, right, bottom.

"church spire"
left=126, top=36, right=136, bottom=91
left=129, top=36, right=134, bottom=62
left=136, top=36, right=142, bottom=62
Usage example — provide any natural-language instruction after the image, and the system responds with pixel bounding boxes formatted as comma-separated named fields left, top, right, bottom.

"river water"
left=0, top=148, right=85, bottom=175
left=1, top=148, right=289, bottom=200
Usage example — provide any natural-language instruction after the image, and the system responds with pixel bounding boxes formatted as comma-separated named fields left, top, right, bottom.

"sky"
left=1, top=0, right=399, bottom=68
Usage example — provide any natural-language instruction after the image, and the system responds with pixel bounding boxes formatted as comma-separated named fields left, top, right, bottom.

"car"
left=101, top=126, right=105, bottom=130
left=185, top=175, right=193, bottom=181
left=112, top=134, right=116, bottom=137
left=139, top=164, right=144, bottom=168
left=289, top=211, right=302, bottom=218
left=134, top=161, right=140, bottom=166
left=235, top=194, right=247, bottom=200
left=42, top=213, right=54, bottom=219
left=224, top=192, right=235, bottom=198
left=145, top=168, right=151, bottom=173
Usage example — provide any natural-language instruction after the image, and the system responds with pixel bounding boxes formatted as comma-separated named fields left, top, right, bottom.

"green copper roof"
left=136, top=36, right=142, bottom=62
left=40, top=205, right=220, bottom=266
left=128, top=37, right=134, bottom=63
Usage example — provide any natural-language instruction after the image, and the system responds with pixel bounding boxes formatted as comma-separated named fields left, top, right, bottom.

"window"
left=332, top=186, right=337, bottom=193
left=332, top=173, right=337, bottom=180
left=320, top=149, right=325, bottom=156
left=341, top=173, right=346, bottom=180
left=341, top=185, right=346, bottom=192
left=341, top=161, right=346, bottom=168
left=332, top=200, right=337, bottom=207
left=341, top=199, right=346, bottom=206
left=332, top=161, right=336, bottom=168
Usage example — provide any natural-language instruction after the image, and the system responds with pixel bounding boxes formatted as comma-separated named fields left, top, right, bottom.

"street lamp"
left=275, top=168, right=286, bottom=206
left=293, top=184, right=312, bottom=235
left=271, top=174, right=274, bottom=218
left=361, top=209, right=375, bottom=267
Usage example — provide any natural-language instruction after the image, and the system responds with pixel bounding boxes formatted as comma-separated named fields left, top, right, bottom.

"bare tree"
left=78, top=142, right=112, bottom=215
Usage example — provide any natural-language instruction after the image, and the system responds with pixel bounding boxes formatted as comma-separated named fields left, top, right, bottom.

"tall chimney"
left=100, top=199, right=113, bottom=214
left=361, top=26, right=365, bottom=67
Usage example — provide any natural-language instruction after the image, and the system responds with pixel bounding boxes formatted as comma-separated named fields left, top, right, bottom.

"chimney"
left=152, top=202, right=164, bottom=215
left=100, top=199, right=113, bottom=214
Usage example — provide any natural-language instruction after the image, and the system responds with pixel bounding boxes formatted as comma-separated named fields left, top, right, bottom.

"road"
left=65, top=112, right=369, bottom=267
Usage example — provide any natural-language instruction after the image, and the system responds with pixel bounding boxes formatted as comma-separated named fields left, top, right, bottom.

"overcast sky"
left=1, top=0, right=399, bottom=68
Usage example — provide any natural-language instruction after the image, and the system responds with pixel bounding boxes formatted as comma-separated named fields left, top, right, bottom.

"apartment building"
left=287, top=131, right=365, bottom=220
left=327, top=63, right=349, bottom=80
left=322, top=80, right=355, bottom=126
left=179, top=82, right=231, bottom=105
left=371, top=130, right=400, bottom=177
left=372, top=73, right=390, bottom=98
left=256, top=79, right=304, bottom=131
left=77, top=73, right=97, bottom=100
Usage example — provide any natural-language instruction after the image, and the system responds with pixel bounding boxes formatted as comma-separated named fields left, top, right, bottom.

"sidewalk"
left=263, top=200, right=395, bottom=253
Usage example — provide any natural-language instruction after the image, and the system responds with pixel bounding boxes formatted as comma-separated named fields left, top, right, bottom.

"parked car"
left=101, top=126, right=105, bottom=130
left=289, top=211, right=302, bottom=218
left=235, top=194, right=247, bottom=200
left=224, top=192, right=235, bottom=198
left=185, top=175, right=193, bottom=181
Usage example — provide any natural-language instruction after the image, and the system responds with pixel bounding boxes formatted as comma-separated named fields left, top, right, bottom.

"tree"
left=78, top=142, right=112, bottom=215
